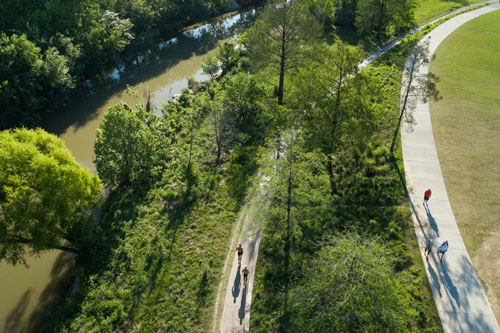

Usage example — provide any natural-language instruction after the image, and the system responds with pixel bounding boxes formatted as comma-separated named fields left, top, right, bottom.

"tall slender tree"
left=391, top=38, right=440, bottom=154
left=246, top=0, right=320, bottom=105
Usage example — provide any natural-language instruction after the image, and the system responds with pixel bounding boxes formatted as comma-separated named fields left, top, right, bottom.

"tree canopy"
left=0, top=128, right=101, bottom=265
left=289, top=233, right=415, bottom=332
left=246, top=0, right=321, bottom=105
left=94, top=103, right=170, bottom=187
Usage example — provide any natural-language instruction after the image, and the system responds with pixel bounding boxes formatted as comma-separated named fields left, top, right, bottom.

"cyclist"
left=242, top=265, right=250, bottom=285
left=236, top=244, right=244, bottom=265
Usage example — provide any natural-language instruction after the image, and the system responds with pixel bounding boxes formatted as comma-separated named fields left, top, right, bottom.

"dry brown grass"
left=429, top=9, right=500, bottom=321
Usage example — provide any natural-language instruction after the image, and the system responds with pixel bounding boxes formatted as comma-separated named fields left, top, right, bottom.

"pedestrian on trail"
left=236, top=244, right=244, bottom=265
left=424, top=188, right=432, bottom=205
left=437, top=240, right=449, bottom=262
left=242, top=265, right=250, bottom=285
left=424, top=238, right=434, bottom=258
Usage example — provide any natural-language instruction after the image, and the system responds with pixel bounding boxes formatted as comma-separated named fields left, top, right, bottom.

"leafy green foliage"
left=0, top=0, right=264, bottom=128
left=0, top=33, right=74, bottom=126
left=94, top=103, right=170, bottom=188
left=0, top=128, right=101, bottom=265
left=246, top=0, right=321, bottom=105
left=289, top=233, right=415, bottom=332
left=356, top=0, right=415, bottom=39
left=201, top=56, right=220, bottom=79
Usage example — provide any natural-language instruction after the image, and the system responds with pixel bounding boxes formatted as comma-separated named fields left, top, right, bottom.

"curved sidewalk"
left=401, top=4, right=500, bottom=332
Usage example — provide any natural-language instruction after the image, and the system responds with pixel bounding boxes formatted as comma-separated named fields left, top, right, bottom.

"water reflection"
left=2, top=252, right=74, bottom=333
left=42, top=9, right=256, bottom=168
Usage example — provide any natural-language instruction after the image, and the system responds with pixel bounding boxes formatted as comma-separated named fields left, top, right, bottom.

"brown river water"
left=0, top=11, right=255, bottom=332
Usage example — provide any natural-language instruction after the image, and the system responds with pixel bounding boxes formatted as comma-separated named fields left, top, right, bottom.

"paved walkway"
left=401, top=4, right=500, bottom=332
left=219, top=176, right=268, bottom=333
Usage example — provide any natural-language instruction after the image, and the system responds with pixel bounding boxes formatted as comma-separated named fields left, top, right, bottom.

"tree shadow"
left=4, top=288, right=33, bottom=333
left=4, top=252, right=75, bottom=333
left=232, top=268, right=241, bottom=303
left=196, top=270, right=210, bottom=309
left=441, top=260, right=461, bottom=308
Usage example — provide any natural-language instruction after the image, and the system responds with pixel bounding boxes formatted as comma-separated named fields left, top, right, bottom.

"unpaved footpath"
left=401, top=3, right=500, bottom=332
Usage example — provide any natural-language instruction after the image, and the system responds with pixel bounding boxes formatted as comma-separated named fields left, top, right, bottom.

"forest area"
left=0, top=0, right=483, bottom=331
left=0, top=0, right=263, bottom=129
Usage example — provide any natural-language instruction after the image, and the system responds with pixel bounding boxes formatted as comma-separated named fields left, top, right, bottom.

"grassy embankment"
left=42, top=76, right=267, bottom=331
left=429, top=9, right=500, bottom=320
left=414, top=0, right=485, bottom=24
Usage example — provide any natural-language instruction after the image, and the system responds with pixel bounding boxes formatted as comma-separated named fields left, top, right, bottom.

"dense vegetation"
left=0, top=128, right=101, bottom=265
left=0, top=0, right=264, bottom=128
left=1, top=0, right=483, bottom=330
left=0, top=0, right=476, bottom=129
left=30, top=41, right=274, bottom=330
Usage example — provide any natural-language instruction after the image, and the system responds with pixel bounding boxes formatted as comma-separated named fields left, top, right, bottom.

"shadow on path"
left=239, top=285, right=247, bottom=325
left=425, top=204, right=440, bottom=238
left=426, top=256, right=442, bottom=297
left=232, top=268, right=241, bottom=303
left=441, top=261, right=461, bottom=308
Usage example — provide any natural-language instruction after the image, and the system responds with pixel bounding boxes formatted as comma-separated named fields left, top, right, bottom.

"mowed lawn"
left=414, top=0, right=485, bottom=24
left=430, top=9, right=500, bottom=319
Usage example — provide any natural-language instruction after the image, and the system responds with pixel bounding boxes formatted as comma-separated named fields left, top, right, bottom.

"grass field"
left=414, top=0, right=485, bottom=24
left=429, top=9, right=500, bottom=321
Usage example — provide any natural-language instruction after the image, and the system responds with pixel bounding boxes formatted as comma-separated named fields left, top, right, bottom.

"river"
left=0, top=10, right=256, bottom=332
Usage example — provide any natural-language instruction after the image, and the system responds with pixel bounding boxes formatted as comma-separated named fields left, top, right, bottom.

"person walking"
left=437, top=240, right=449, bottom=262
left=424, top=188, right=432, bottom=205
left=236, top=244, right=244, bottom=265
left=424, top=238, right=434, bottom=258
left=242, top=265, right=250, bottom=286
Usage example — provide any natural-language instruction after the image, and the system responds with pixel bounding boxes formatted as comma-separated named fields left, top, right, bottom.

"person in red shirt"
left=424, top=188, right=432, bottom=205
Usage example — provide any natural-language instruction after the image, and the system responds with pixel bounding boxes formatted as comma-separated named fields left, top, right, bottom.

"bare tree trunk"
left=188, top=128, right=194, bottom=167
left=391, top=56, right=416, bottom=154
left=278, top=16, right=287, bottom=106
left=2, top=237, right=80, bottom=255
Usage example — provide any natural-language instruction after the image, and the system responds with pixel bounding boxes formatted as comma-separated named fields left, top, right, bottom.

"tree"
left=390, top=38, right=440, bottom=154
left=289, top=233, right=415, bottom=332
left=0, top=33, right=74, bottom=128
left=292, top=43, right=385, bottom=156
left=197, top=94, right=236, bottom=166
left=222, top=73, right=270, bottom=141
left=0, top=128, right=101, bottom=265
left=355, top=0, right=414, bottom=39
left=246, top=0, right=320, bottom=105
left=216, top=42, right=237, bottom=74
left=201, top=56, right=220, bottom=79
left=78, top=8, right=134, bottom=79
left=94, top=103, right=170, bottom=187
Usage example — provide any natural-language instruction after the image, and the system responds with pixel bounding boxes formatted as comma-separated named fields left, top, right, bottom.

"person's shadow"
left=424, top=204, right=439, bottom=237
left=232, top=268, right=241, bottom=303
left=426, top=256, right=442, bottom=297
left=441, top=261, right=461, bottom=308
left=239, top=285, right=247, bottom=324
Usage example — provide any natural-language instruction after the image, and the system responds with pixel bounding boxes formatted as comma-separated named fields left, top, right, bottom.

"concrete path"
left=358, top=0, right=495, bottom=70
left=219, top=177, right=268, bottom=333
left=401, top=4, right=500, bottom=332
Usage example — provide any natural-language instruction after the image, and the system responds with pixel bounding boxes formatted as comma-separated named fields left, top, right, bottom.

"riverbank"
left=0, top=10, right=256, bottom=332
